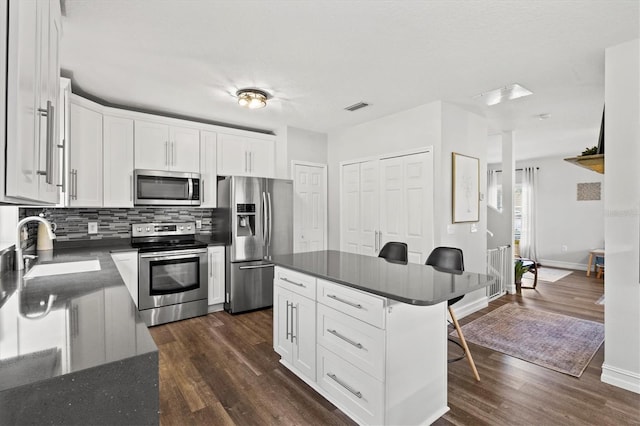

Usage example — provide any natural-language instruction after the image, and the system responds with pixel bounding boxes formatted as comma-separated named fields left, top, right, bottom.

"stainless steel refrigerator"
left=216, top=176, right=293, bottom=313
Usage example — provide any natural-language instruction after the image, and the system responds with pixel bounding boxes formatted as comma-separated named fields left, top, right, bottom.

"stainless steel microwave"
left=134, top=169, right=201, bottom=206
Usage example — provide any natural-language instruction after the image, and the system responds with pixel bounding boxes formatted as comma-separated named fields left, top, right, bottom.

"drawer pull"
left=282, top=277, right=306, bottom=288
left=327, top=373, right=362, bottom=399
left=327, top=294, right=362, bottom=309
left=327, top=329, right=363, bottom=349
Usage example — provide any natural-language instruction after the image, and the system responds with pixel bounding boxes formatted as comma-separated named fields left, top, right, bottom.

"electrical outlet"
left=195, top=220, right=202, bottom=229
left=88, top=222, right=98, bottom=234
left=470, top=224, right=478, bottom=233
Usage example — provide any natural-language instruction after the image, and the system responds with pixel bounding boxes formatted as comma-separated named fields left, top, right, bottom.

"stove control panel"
left=132, top=222, right=196, bottom=237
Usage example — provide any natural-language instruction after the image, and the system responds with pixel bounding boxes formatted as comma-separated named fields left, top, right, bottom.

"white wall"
left=327, top=101, right=488, bottom=317
left=286, top=126, right=328, bottom=175
left=518, top=155, right=605, bottom=270
left=602, top=38, right=640, bottom=394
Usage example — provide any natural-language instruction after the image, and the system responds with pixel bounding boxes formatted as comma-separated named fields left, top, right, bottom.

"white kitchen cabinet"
left=200, top=131, right=217, bottom=208
left=274, top=266, right=448, bottom=426
left=273, top=268, right=316, bottom=381
left=217, top=133, right=275, bottom=177
left=69, top=97, right=103, bottom=207
left=111, top=251, right=139, bottom=307
left=4, top=0, right=61, bottom=204
left=103, top=115, right=134, bottom=207
left=134, top=120, right=200, bottom=172
left=340, top=150, right=434, bottom=264
left=207, top=246, right=224, bottom=306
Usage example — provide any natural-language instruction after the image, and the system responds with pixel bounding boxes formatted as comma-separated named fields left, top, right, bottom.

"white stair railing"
left=487, top=245, right=510, bottom=300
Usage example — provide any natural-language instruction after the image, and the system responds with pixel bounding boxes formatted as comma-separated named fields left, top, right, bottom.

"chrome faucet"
left=15, top=216, right=56, bottom=270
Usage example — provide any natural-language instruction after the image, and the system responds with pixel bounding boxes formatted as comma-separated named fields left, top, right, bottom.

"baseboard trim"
left=601, top=364, right=640, bottom=394
left=450, top=296, right=488, bottom=320
left=538, top=259, right=586, bottom=271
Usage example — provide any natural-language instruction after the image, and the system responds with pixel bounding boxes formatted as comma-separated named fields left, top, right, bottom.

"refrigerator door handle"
left=239, top=264, right=274, bottom=270
left=262, top=191, right=268, bottom=244
left=267, top=191, right=273, bottom=248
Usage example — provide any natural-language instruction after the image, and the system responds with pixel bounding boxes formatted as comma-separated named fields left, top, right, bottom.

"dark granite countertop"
left=0, top=241, right=157, bottom=393
left=270, top=250, right=495, bottom=306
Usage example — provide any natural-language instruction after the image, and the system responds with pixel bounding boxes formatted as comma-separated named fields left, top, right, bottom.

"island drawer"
left=317, top=345, right=384, bottom=425
left=274, top=267, right=316, bottom=299
left=317, top=279, right=386, bottom=328
left=317, top=303, right=385, bottom=380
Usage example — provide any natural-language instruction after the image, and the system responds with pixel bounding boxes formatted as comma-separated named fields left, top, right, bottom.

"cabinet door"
left=200, top=131, right=217, bottom=207
left=273, top=286, right=293, bottom=360
left=5, top=0, right=39, bottom=201
left=69, top=101, right=103, bottom=207
left=247, top=138, right=275, bottom=177
left=207, top=246, right=224, bottom=305
left=111, top=251, right=139, bottom=307
left=103, top=116, right=134, bottom=207
left=217, top=134, right=248, bottom=176
left=169, top=125, right=200, bottom=172
left=292, top=292, right=316, bottom=381
left=134, top=120, right=169, bottom=170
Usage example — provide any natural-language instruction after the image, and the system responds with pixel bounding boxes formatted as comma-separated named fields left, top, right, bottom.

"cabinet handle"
left=249, top=151, right=252, bottom=172
left=326, top=294, right=362, bottom=309
left=374, top=230, right=379, bottom=252
left=202, top=179, right=205, bottom=203
left=378, top=231, right=382, bottom=251
left=57, top=138, right=65, bottom=191
left=327, top=329, right=364, bottom=349
left=291, top=303, right=297, bottom=343
left=245, top=151, right=248, bottom=173
left=36, top=101, right=54, bottom=184
left=165, top=141, right=169, bottom=166
left=285, top=301, right=291, bottom=341
left=130, top=175, right=133, bottom=201
left=281, top=277, right=305, bottom=288
left=326, top=373, right=362, bottom=399
left=209, top=253, right=213, bottom=278
left=74, top=170, right=78, bottom=200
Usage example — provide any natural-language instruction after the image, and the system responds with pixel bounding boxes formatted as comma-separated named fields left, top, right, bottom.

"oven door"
left=138, top=249, right=208, bottom=310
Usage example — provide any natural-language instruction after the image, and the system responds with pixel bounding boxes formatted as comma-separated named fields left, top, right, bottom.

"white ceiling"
left=60, top=0, right=639, bottom=162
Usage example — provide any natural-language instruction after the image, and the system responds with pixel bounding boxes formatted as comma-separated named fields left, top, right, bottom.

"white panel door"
left=293, top=163, right=326, bottom=253
left=379, top=157, right=404, bottom=251
left=359, top=160, right=379, bottom=256
left=403, top=151, right=434, bottom=264
left=103, top=115, right=134, bottom=207
left=170, top=125, right=200, bottom=172
left=341, top=163, right=360, bottom=254
left=134, top=120, right=169, bottom=170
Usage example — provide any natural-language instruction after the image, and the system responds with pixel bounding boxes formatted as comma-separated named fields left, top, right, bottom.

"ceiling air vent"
left=344, top=102, right=370, bottom=112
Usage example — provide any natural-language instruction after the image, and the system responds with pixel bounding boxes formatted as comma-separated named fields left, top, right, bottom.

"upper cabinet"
left=200, top=131, right=217, bottom=208
left=4, top=0, right=62, bottom=204
left=69, top=96, right=103, bottom=207
left=134, top=120, right=200, bottom=173
left=217, top=133, right=275, bottom=177
left=103, top=115, right=134, bottom=207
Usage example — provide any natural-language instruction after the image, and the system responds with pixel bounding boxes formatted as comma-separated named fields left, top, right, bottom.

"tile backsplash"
left=20, top=207, right=218, bottom=247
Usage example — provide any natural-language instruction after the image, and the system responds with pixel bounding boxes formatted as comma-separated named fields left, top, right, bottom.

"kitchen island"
left=0, top=243, right=158, bottom=425
left=270, top=250, right=494, bottom=425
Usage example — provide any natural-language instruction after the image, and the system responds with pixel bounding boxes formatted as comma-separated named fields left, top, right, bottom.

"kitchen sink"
left=23, top=260, right=101, bottom=279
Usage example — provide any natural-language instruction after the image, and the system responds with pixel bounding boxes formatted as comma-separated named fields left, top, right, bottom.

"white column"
left=501, top=131, right=516, bottom=294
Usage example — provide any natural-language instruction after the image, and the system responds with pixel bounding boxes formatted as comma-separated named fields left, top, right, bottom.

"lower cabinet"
left=207, top=246, right=225, bottom=306
left=273, top=266, right=448, bottom=425
left=111, top=251, right=139, bottom=307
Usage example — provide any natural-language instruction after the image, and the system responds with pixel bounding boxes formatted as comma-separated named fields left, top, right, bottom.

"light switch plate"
left=470, top=223, right=478, bottom=233
left=88, top=222, right=98, bottom=234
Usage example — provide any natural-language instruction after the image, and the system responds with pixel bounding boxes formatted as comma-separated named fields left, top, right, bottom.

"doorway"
left=291, top=161, right=327, bottom=253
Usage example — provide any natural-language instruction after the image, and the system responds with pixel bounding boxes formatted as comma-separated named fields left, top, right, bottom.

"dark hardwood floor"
left=149, top=269, right=640, bottom=425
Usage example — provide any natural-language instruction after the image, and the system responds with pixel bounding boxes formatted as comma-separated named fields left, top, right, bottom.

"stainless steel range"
left=132, top=222, right=208, bottom=326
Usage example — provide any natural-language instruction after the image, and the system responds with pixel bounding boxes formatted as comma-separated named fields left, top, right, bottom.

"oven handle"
left=140, top=250, right=206, bottom=260
left=239, top=264, right=275, bottom=270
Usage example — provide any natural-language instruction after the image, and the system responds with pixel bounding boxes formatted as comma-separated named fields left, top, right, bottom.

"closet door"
left=341, top=163, right=360, bottom=253
left=358, top=160, right=379, bottom=256
left=402, top=152, right=434, bottom=264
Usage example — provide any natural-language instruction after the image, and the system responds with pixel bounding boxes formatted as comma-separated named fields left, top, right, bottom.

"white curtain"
left=520, top=167, right=538, bottom=261
left=487, top=170, right=499, bottom=210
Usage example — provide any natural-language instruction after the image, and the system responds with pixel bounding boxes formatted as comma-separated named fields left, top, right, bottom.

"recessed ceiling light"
left=236, top=88, right=269, bottom=109
left=473, top=83, right=533, bottom=106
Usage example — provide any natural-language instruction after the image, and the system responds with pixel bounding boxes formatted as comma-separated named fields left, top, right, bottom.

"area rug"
left=535, top=267, right=573, bottom=282
left=451, top=304, right=604, bottom=377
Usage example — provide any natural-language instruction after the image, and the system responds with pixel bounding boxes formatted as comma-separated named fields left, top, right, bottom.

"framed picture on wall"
left=452, top=152, right=480, bottom=223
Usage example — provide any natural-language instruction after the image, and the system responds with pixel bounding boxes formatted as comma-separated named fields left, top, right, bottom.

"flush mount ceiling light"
left=473, top=83, right=533, bottom=106
left=236, top=88, right=269, bottom=109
